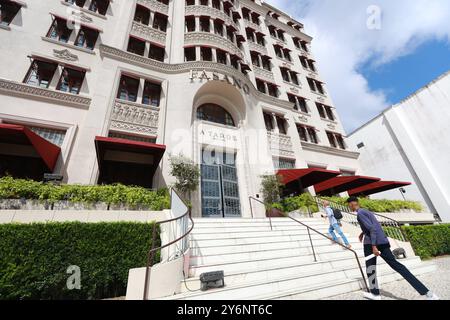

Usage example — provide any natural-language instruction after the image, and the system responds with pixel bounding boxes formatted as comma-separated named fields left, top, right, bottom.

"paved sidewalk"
left=329, top=255, right=450, bottom=300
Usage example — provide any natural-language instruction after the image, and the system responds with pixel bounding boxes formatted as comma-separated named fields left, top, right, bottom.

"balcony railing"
left=253, top=66, right=275, bottom=82
left=184, top=32, right=244, bottom=59
left=130, top=21, right=167, bottom=47
left=267, top=131, right=295, bottom=158
left=248, top=41, right=268, bottom=56
left=110, top=99, right=160, bottom=137
left=185, top=5, right=239, bottom=31
left=137, top=0, right=169, bottom=15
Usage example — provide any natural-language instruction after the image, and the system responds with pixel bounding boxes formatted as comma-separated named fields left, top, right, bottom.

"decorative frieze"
left=53, top=49, right=79, bottom=62
left=248, top=41, right=268, bottom=56
left=136, top=0, right=169, bottom=15
left=130, top=21, right=167, bottom=47
left=110, top=99, right=159, bottom=136
left=184, top=32, right=244, bottom=59
left=185, top=5, right=240, bottom=31
left=253, top=66, right=275, bottom=82
left=0, top=78, right=91, bottom=108
left=267, top=131, right=295, bottom=158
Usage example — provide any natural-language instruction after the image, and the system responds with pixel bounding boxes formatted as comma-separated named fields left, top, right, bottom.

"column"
left=144, top=41, right=151, bottom=58
left=210, top=18, right=214, bottom=34
left=271, top=113, right=279, bottom=134
left=257, top=54, right=263, bottom=68
left=196, top=46, right=201, bottom=61
left=195, top=16, right=200, bottom=32
left=212, top=48, right=217, bottom=62
left=226, top=52, right=231, bottom=66
left=149, top=11, right=155, bottom=28
left=137, top=78, right=145, bottom=104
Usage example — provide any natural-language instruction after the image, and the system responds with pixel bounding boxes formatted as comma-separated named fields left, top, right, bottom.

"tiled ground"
left=328, top=255, right=450, bottom=300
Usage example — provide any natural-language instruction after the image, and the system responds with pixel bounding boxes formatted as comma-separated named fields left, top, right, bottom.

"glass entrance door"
left=201, top=151, right=241, bottom=218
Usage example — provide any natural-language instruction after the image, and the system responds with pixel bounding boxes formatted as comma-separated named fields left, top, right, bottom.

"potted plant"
left=260, top=174, right=285, bottom=217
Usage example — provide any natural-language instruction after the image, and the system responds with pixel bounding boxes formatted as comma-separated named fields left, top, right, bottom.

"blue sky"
left=265, top=0, right=450, bottom=132
left=360, top=40, right=450, bottom=105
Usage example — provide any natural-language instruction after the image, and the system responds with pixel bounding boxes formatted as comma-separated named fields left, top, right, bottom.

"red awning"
left=348, top=181, right=412, bottom=197
left=277, top=168, right=341, bottom=188
left=314, top=175, right=381, bottom=196
left=0, top=123, right=61, bottom=171
left=94, top=136, right=166, bottom=169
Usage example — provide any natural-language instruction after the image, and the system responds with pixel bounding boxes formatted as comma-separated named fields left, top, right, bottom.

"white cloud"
left=264, top=0, right=450, bottom=132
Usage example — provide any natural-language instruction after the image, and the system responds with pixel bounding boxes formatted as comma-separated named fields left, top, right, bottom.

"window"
left=263, top=112, right=274, bottom=131
left=290, top=71, right=299, bottom=85
left=197, top=104, right=235, bottom=127
left=262, top=56, right=271, bottom=71
left=0, top=0, right=21, bottom=26
left=23, top=60, right=58, bottom=88
left=267, top=83, right=278, bottom=97
left=256, top=79, right=266, bottom=94
left=134, top=5, right=150, bottom=25
left=200, top=16, right=210, bottom=32
left=56, top=67, right=85, bottom=94
left=127, top=37, right=145, bottom=56
left=200, top=47, right=212, bottom=61
left=75, top=27, right=99, bottom=50
left=280, top=68, right=290, bottom=82
left=297, top=124, right=318, bottom=144
left=89, top=0, right=109, bottom=16
left=65, top=0, right=86, bottom=7
left=216, top=49, right=227, bottom=64
left=275, top=115, right=287, bottom=135
left=142, top=81, right=161, bottom=107
left=184, top=47, right=196, bottom=62
left=47, top=17, right=73, bottom=43
left=149, top=44, right=165, bottom=61
left=251, top=51, right=260, bottom=67
left=308, top=78, right=324, bottom=94
left=185, top=16, right=195, bottom=32
left=274, top=158, right=295, bottom=169
left=117, top=75, right=139, bottom=102
left=30, top=126, right=67, bottom=147
left=288, top=94, right=308, bottom=113
left=256, top=34, right=265, bottom=46
left=152, top=13, right=168, bottom=32
left=327, top=132, right=346, bottom=149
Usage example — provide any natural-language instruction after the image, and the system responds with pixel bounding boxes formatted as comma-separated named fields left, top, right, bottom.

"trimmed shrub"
left=0, top=177, right=170, bottom=210
left=324, top=197, right=423, bottom=213
left=0, top=222, right=159, bottom=300
left=402, top=224, right=450, bottom=259
left=279, top=194, right=318, bottom=213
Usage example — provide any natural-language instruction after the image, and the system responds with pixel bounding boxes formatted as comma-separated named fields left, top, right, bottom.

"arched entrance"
left=193, top=81, right=248, bottom=218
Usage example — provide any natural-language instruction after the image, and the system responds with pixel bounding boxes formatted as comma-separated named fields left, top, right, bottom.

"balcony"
left=185, top=5, right=239, bottom=31
left=244, top=19, right=262, bottom=33
left=136, top=0, right=169, bottom=15
left=267, top=131, right=295, bottom=158
left=130, top=21, right=167, bottom=47
left=184, top=32, right=244, bottom=59
left=248, top=41, right=268, bottom=56
left=110, top=99, right=160, bottom=137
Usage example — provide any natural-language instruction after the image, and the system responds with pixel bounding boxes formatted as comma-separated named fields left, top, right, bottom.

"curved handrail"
left=249, top=196, right=272, bottom=230
left=288, top=214, right=370, bottom=293
left=142, top=188, right=194, bottom=300
left=314, top=197, right=406, bottom=242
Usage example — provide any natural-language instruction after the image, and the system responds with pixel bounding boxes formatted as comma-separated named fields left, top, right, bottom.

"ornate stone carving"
left=130, top=21, right=167, bottom=47
left=253, top=66, right=275, bottom=82
left=0, top=78, right=91, bottom=108
left=184, top=32, right=244, bottom=59
left=136, top=0, right=169, bottom=15
left=110, top=99, right=159, bottom=136
left=326, top=123, right=336, bottom=130
left=248, top=41, right=268, bottom=56
left=70, top=10, right=93, bottom=23
left=267, top=131, right=295, bottom=157
left=53, top=49, right=78, bottom=62
left=298, top=115, right=308, bottom=123
left=185, top=5, right=239, bottom=31
left=100, top=44, right=294, bottom=110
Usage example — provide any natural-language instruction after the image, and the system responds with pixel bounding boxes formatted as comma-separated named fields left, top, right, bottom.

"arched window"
left=197, top=104, right=236, bottom=127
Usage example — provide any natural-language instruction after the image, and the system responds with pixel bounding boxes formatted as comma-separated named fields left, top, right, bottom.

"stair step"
left=190, top=228, right=339, bottom=240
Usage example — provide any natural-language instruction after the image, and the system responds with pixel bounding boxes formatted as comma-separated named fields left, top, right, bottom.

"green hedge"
left=402, top=224, right=450, bottom=259
left=0, top=222, right=159, bottom=300
left=276, top=194, right=318, bottom=213
left=0, top=177, right=170, bottom=210
left=324, top=197, right=423, bottom=213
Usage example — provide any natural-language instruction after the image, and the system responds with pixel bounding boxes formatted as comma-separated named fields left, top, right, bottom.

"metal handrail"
left=142, top=188, right=194, bottom=300
left=288, top=214, right=370, bottom=293
left=249, top=196, right=272, bottom=230
left=314, top=197, right=407, bottom=242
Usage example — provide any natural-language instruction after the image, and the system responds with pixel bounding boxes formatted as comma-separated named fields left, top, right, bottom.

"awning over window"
left=314, top=175, right=381, bottom=196
left=94, top=136, right=166, bottom=171
left=277, top=168, right=341, bottom=188
left=0, top=123, right=61, bottom=171
left=348, top=181, right=412, bottom=197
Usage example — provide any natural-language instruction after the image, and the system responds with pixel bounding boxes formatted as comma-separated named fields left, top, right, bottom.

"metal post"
left=307, top=228, right=316, bottom=262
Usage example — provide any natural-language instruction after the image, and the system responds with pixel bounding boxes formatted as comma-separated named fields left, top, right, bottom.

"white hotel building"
left=0, top=0, right=383, bottom=218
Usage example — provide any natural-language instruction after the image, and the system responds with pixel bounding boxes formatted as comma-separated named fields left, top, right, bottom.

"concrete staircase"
left=163, top=217, right=435, bottom=300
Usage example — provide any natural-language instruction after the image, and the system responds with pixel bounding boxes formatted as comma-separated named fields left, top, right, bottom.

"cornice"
left=99, top=44, right=294, bottom=110
left=301, top=142, right=360, bottom=159
left=136, top=0, right=169, bottom=15
left=0, top=78, right=91, bottom=109
left=265, top=16, right=312, bottom=43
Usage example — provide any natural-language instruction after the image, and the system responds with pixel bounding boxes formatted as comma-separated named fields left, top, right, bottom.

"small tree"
left=169, top=154, right=200, bottom=201
left=260, top=174, right=283, bottom=210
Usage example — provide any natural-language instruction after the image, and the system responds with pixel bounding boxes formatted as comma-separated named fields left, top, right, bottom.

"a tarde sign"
left=198, top=124, right=240, bottom=149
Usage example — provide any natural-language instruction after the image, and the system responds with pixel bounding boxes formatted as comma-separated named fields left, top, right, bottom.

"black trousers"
left=364, top=244, right=429, bottom=296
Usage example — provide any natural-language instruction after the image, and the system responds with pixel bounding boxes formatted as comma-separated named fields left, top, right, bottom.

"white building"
left=0, top=0, right=372, bottom=218
left=348, top=71, right=450, bottom=222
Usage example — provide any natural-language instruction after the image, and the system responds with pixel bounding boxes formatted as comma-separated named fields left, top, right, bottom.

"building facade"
left=348, top=71, right=450, bottom=222
left=0, top=0, right=363, bottom=218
